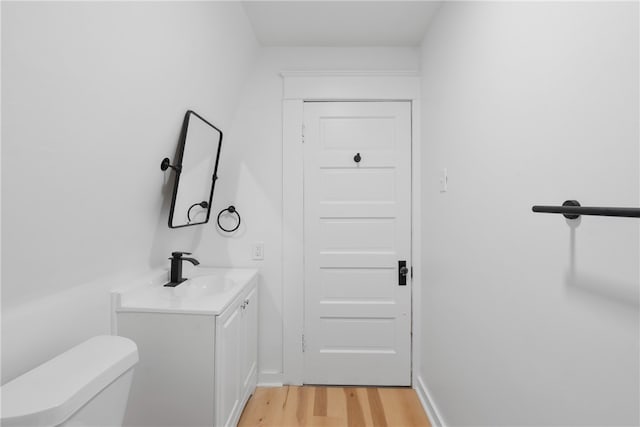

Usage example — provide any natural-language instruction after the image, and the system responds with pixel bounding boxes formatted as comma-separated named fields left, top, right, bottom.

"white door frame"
left=282, top=70, right=422, bottom=386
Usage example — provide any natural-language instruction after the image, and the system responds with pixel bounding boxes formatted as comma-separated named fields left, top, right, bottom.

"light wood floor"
left=238, top=386, right=432, bottom=427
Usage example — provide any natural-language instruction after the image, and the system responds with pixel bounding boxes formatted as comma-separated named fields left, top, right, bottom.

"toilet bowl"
left=1, top=335, right=138, bottom=427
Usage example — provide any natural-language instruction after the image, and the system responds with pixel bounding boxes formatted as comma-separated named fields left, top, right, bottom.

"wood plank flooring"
left=238, top=386, right=432, bottom=427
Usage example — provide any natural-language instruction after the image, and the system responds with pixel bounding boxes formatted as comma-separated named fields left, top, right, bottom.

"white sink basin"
left=113, top=267, right=258, bottom=315
left=170, top=276, right=237, bottom=298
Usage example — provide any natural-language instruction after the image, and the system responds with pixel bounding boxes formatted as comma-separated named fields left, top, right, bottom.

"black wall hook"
left=160, top=157, right=180, bottom=173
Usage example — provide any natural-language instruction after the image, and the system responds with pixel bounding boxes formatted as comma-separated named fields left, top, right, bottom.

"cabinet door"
left=117, top=313, right=216, bottom=427
left=240, top=285, right=258, bottom=398
left=215, top=303, right=242, bottom=427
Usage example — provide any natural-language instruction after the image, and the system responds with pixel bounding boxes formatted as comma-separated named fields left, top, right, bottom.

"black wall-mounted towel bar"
left=532, top=200, right=640, bottom=219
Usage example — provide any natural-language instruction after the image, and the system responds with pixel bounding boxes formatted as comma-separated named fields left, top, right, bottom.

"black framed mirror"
left=163, top=110, right=222, bottom=228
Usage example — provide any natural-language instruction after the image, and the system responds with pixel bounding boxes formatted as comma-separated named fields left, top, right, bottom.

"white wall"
left=419, top=2, right=639, bottom=425
left=198, top=47, right=420, bottom=383
left=1, top=1, right=258, bottom=383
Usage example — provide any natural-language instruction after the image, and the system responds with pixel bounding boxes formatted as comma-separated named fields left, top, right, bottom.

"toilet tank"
left=1, top=335, right=138, bottom=427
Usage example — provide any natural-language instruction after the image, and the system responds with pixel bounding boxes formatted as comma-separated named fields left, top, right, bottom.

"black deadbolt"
left=354, top=153, right=361, bottom=163
left=399, top=260, right=408, bottom=286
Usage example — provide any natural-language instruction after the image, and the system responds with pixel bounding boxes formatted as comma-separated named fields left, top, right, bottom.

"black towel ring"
left=187, top=201, right=209, bottom=223
left=217, top=205, right=241, bottom=232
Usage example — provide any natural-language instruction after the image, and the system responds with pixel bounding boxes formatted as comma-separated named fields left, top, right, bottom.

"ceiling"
left=241, top=1, right=442, bottom=47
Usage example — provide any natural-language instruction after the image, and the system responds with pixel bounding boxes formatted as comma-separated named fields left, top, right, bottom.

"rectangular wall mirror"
left=164, top=110, right=222, bottom=228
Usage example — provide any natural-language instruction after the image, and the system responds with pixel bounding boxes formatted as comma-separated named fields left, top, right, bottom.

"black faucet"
left=164, top=251, right=200, bottom=287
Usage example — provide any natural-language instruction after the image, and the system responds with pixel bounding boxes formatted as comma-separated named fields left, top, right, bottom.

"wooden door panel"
left=319, top=219, right=396, bottom=252
left=320, top=117, right=396, bottom=150
left=319, top=268, right=396, bottom=302
left=319, top=169, right=396, bottom=202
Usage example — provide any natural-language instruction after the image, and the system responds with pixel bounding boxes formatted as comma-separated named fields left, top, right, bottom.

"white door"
left=303, top=101, right=412, bottom=386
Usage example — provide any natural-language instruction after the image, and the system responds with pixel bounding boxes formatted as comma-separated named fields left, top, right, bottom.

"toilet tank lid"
left=1, top=335, right=138, bottom=427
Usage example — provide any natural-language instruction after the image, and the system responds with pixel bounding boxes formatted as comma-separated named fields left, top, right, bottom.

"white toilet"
left=1, top=335, right=138, bottom=427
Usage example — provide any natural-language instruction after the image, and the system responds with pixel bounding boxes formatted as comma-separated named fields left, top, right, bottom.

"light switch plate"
left=440, top=168, right=448, bottom=192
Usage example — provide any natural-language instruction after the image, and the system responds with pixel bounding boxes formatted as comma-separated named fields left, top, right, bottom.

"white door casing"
left=280, top=71, right=421, bottom=387
left=303, top=101, right=412, bottom=386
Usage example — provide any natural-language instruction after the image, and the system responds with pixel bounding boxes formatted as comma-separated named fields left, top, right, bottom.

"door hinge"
left=302, top=124, right=305, bottom=143
left=302, top=334, right=306, bottom=352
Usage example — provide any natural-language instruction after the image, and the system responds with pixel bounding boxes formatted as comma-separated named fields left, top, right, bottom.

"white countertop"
left=113, top=267, right=258, bottom=315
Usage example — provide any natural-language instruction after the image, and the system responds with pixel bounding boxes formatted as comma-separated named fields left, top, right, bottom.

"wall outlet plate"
left=252, top=242, right=264, bottom=260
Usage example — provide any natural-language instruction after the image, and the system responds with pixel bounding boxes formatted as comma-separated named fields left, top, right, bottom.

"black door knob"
left=354, top=153, right=361, bottom=163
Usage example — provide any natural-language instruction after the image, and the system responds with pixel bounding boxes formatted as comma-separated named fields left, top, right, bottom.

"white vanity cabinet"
left=215, top=285, right=258, bottom=427
left=113, top=268, right=258, bottom=427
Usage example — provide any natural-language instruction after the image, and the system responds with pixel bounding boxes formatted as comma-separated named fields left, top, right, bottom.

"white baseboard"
left=258, top=370, right=283, bottom=387
left=415, top=374, right=446, bottom=427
